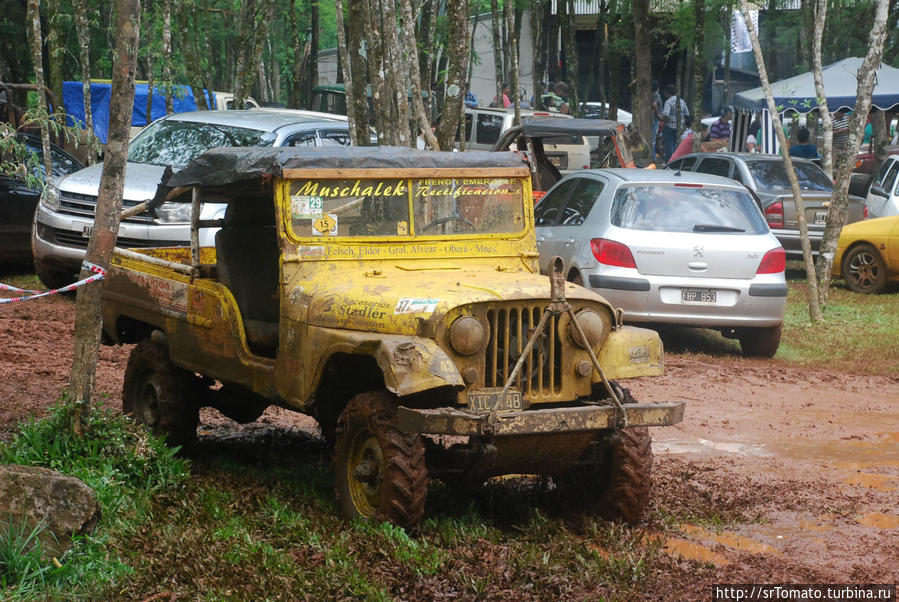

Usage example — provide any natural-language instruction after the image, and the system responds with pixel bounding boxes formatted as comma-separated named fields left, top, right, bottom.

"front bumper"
left=396, top=401, right=685, bottom=436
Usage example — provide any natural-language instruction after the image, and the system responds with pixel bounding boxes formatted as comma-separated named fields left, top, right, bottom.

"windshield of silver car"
left=610, top=184, right=769, bottom=234
left=747, top=160, right=832, bottom=191
left=127, top=120, right=276, bottom=168
left=287, top=177, right=526, bottom=238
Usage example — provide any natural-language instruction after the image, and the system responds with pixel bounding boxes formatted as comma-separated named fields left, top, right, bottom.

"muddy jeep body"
left=101, top=146, right=683, bottom=527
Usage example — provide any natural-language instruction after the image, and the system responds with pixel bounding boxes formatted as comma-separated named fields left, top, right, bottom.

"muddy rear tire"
left=558, top=384, right=653, bottom=524
left=333, top=390, right=427, bottom=529
left=738, top=324, right=782, bottom=358
left=122, top=339, right=200, bottom=449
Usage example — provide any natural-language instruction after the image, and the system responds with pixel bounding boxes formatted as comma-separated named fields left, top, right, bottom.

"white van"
left=462, top=107, right=590, bottom=173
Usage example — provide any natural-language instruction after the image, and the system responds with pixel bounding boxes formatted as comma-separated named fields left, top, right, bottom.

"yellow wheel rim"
left=346, top=428, right=384, bottom=518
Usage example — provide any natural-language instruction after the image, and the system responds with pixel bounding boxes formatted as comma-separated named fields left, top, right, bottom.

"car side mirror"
left=870, top=184, right=889, bottom=198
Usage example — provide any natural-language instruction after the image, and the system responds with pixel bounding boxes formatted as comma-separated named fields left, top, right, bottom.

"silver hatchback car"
left=535, top=169, right=787, bottom=357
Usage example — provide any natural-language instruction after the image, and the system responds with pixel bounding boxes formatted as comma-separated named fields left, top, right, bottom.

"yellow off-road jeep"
left=101, top=146, right=683, bottom=528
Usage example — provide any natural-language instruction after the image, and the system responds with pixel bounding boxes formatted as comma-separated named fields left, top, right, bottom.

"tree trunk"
left=632, top=0, right=651, bottom=146
left=309, top=0, right=320, bottom=97
left=872, top=109, right=888, bottom=173
left=800, top=0, right=815, bottom=71
left=335, top=0, right=358, bottom=143
left=691, top=0, right=706, bottom=153
left=740, top=1, right=822, bottom=322
left=26, top=0, right=52, bottom=177
left=382, top=0, right=410, bottom=145
left=505, top=0, right=520, bottom=124
left=362, top=0, right=388, bottom=143
left=145, top=54, right=155, bottom=125
left=163, top=0, right=174, bottom=114
left=530, top=0, right=547, bottom=109
left=724, top=4, right=732, bottom=105
left=45, top=0, right=66, bottom=124
left=73, top=0, right=96, bottom=164
left=813, top=0, right=890, bottom=309
left=812, top=0, right=833, bottom=178
left=560, top=0, right=579, bottom=114
left=68, top=0, right=141, bottom=436
left=401, top=0, right=438, bottom=149
left=491, top=0, right=504, bottom=105
left=235, top=0, right=274, bottom=109
left=435, top=0, right=469, bottom=151
left=347, top=0, right=370, bottom=143
left=288, top=1, right=302, bottom=108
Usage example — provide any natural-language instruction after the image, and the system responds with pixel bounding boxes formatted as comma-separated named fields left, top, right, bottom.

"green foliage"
left=0, top=402, right=189, bottom=598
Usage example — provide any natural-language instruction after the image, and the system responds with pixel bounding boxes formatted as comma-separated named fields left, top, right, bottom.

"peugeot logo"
left=693, top=245, right=704, bottom=257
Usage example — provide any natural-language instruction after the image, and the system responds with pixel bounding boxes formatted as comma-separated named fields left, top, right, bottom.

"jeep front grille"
left=58, top=191, right=154, bottom=223
left=485, top=305, right=562, bottom=397
left=48, top=226, right=183, bottom=250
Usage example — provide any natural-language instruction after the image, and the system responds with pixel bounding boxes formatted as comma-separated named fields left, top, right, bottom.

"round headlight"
left=568, top=309, right=605, bottom=349
left=448, top=316, right=486, bottom=355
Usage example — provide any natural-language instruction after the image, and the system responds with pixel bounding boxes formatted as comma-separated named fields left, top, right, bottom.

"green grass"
left=0, top=402, right=189, bottom=599
left=779, top=281, right=899, bottom=374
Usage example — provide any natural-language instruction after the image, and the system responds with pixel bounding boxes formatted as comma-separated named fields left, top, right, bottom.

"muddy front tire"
left=122, top=339, right=200, bottom=449
left=557, top=385, right=653, bottom=524
left=333, top=390, right=427, bottom=529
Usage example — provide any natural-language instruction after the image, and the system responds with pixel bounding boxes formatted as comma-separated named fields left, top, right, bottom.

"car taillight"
left=765, top=201, right=784, bottom=229
left=863, top=203, right=869, bottom=219
left=590, top=238, right=637, bottom=268
left=757, top=247, right=786, bottom=274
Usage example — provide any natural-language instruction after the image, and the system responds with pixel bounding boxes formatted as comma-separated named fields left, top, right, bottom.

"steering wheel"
left=420, top=216, right=476, bottom=232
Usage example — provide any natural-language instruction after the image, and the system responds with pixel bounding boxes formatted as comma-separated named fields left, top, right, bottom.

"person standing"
left=832, top=108, right=850, bottom=164
left=789, top=127, right=821, bottom=159
left=465, top=83, right=478, bottom=108
left=661, top=84, right=689, bottom=162
left=710, top=106, right=733, bottom=141
left=651, top=80, right=662, bottom=159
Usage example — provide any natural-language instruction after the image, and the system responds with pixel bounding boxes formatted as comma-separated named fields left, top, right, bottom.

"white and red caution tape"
left=0, top=261, right=107, bottom=304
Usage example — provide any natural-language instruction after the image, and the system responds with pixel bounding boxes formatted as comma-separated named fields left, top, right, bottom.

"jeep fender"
left=310, top=328, right=464, bottom=398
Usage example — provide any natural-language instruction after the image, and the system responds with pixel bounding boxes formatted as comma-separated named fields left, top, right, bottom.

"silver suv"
left=32, top=109, right=352, bottom=288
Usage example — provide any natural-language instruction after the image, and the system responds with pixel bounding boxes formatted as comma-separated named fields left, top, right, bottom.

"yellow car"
left=833, top=215, right=899, bottom=293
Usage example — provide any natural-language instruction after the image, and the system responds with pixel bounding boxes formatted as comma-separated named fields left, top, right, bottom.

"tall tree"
left=530, top=0, right=547, bottom=109
left=73, top=0, right=96, bottom=163
left=362, top=0, right=388, bottom=142
left=558, top=0, right=579, bottom=114
left=813, top=0, right=890, bottom=308
left=234, top=0, right=274, bottom=109
left=811, top=0, right=834, bottom=178
left=401, top=0, right=438, bottom=149
left=739, top=2, right=821, bottom=321
left=632, top=0, right=652, bottom=146
left=346, top=0, right=370, bottom=143
left=162, top=0, right=174, bottom=114
left=690, top=0, right=706, bottom=152
left=491, top=0, right=504, bottom=105
left=69, top=0, right=141, bottom=435
left=26, top=0, right=52, bottom=177
left=335, top=0, right=358, bottom=143
left=505, top=0, right=520, bottom=124
left=45, top=0, right=66, bottom=123
left=435, top=0, right=470, bottom=151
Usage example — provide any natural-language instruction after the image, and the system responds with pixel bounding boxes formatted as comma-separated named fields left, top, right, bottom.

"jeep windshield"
left=128, top=120, right=276, bottom=168
left=288, top=176, right=526, bottom=238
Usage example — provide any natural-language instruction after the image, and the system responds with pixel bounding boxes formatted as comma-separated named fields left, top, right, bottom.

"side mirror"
left=870, top=184, right=889, bottom=198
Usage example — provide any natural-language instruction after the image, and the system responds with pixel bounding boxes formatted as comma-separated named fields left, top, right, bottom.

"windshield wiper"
left=693, top=224, right=745, bottom=232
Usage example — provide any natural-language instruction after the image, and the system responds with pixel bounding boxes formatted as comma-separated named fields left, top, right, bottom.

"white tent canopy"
left=734, top=57, right=899, bottom=114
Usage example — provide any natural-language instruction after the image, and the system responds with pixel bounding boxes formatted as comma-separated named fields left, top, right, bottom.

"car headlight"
left=448, top=316, right=486, bottom=355
left=41, top=181, right=60, bottom=211
left=153, top=201, right=192, bottom=224
left=568, top=309, right=606, bottom=349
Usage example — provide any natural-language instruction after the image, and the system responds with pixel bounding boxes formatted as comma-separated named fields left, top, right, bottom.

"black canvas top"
left=517, top=117, right=623, bottom=137
left=166, top=145, right=526, bottom=188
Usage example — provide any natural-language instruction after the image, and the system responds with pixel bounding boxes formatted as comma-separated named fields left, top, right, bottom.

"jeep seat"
left=215, top=202, right=280, bottom=355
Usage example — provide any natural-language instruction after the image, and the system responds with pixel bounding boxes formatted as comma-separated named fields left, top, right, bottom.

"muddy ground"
left=1, top=292, right=897, bottom=597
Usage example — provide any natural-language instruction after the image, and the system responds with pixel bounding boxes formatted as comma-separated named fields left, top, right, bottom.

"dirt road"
left=2, top=293, right=897, bottom=595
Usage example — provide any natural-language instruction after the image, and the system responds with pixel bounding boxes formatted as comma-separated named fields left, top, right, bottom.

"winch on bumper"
left=396, top=400, right=685, bottom=436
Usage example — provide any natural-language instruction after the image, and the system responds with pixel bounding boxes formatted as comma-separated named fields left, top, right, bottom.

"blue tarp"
left=733, top=58, right=899, bottom=114
left=62, top=81, right=215, bottom=143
